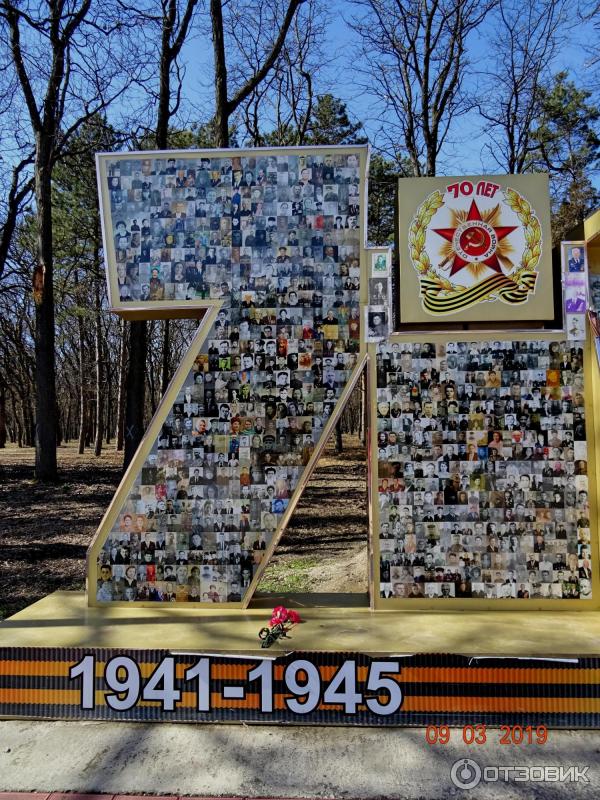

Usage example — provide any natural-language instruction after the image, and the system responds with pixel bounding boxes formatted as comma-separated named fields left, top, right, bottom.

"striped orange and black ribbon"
left=421, top=272, right=537, bottom=314
left=1, top=648, right=600, bottom=727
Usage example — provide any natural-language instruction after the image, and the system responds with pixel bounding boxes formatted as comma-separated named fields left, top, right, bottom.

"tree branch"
left=2, top=2, right=42, bottom=131
left=227, top=0, right=304, bottom=114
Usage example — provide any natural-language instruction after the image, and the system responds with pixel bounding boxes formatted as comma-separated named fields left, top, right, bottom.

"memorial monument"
left=1, top=146, right=599, bottom=727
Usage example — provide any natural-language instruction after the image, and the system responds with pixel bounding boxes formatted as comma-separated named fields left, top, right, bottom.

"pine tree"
left=368, top=154, right=397, bottom=246
left=529, top=72, right=600, bottom=243
left=304, top=94, right=366, bottom=145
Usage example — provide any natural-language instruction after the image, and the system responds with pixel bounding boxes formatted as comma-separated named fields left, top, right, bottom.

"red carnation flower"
left=270, top=605, right=289, bottom=625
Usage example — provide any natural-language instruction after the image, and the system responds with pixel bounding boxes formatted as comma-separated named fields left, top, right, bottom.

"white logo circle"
left=450, top=758, right=482, bottom=789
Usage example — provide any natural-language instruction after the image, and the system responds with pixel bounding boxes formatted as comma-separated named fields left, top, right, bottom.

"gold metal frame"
left=87, top=304, right=222, bottom=607
left=396, top=173, right=555, bottom=326
left=560, top=241, right=588, bottom=340
left=89, top=144, right=371, bottom=608
left=92, top=145, right=599, bottom=613
left=369, top=328, right=600, bottom=611
left=96, top=145, right=370, bottom=319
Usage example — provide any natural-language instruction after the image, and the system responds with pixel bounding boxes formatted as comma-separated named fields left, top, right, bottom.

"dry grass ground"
left=0, top=435, right=368, bottom=619
left=0, top=445, right=122, bottom=619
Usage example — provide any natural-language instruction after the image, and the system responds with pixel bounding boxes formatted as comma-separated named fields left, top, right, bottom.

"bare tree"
left=119, top=0, right=201, bottom=150
left=351, top=0, right=493, bottom=175
left=0, top=157, right=34, bottom=283
left=0, top=0, right=139, bottom=479
left=0, top=373, right=7, bottom=448
left=117, top=0, right=200, bottom=469
left=578, top=1, right=600, bottom=77
left=210, top=0, right=305, bottom=147
left=477, top=0, right=566, bottom=173
left=156, top=0, right=200, bottom=148
left=115, top=318, right=127, bottom=451
left=0, top=238, right=37, bottom=449
left=239, top=0, right=328, bottom=146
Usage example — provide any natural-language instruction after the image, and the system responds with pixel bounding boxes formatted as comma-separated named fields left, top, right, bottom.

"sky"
left=327, top=1, right=595, bottom=175
left=174, top=0, right=597, bottom=178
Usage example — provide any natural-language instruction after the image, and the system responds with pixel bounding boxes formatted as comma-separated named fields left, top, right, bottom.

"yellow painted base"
left=2, top=591, right=600, bottom=656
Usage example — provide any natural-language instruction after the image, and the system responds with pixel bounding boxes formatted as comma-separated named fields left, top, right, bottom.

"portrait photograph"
left=376, top=337, right=591, bottom=603
left=98, top=150, right=364, bottom=604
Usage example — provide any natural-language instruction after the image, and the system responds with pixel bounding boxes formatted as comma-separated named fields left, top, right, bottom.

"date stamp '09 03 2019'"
left=426, top=725, right=548, bottom=745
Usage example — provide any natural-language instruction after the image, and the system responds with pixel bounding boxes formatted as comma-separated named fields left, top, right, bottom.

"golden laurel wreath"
left=408, top=188, right=542, bottom=314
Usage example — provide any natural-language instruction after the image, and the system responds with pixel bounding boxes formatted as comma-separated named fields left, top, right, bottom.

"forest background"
left=0, top=0, right=599, bottom=474
left=0, top=0, right=600, bottom=617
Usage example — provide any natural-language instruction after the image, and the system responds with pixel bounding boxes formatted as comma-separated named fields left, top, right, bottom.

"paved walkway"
left=0, top=795, right=240, bottom=800
left=1, top=721, right=600, bottom=799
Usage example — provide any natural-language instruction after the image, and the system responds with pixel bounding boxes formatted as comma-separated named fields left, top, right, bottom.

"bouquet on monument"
left=258, top=606, right=302, bottom=648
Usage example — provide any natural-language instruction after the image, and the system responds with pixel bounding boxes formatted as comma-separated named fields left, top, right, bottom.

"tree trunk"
left=116, top=317, right=127, bottom=451
left=33, top=139, right=58, bottom=479
left=157, top=14, right=171, bottom=150
left=361, top=372, right=367, bottom=446
left=6, top=390, right=16, bottom=443
left=426, top=145, right=436, bottom=177
left=105, top=371, right=112, bottom=445
left=77, top=311, right=86, bottom=455
left=12, top=393, right=23, bottom=448
left=335, top=419, right=343, bottom=453
left=94, top=267, right=103, bottom=457
left=123, top=319, right=147, bottom=469
left=211, top=0, right=230, bottom=147
left=64, top=402, right=71, bottom=444
left=147, top=334, right=158, bottom=417
left=86, top=398, right=94, bottom=446
left=23, top=400, right=34, bottom=447
left=161, top=318, right=171, bottom=394
left=0, top=378, right=7, bottom=448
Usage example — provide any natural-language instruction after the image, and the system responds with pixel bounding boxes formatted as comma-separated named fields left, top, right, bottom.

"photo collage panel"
left=563, top=243, right=588, bottom=341
left=97, top=151, right=363, bottom=603
left=376, top=339, right=591, bottom=601
left=366, top=250, right=392, bottom=342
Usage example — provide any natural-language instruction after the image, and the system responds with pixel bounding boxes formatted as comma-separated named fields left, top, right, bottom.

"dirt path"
left=0, top=436, right=368, bottom=618
left=258, top=435, right=368, bottom=594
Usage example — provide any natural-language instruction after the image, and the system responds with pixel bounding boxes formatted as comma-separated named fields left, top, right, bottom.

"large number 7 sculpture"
left=89, top=145, right=385, bottom=608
